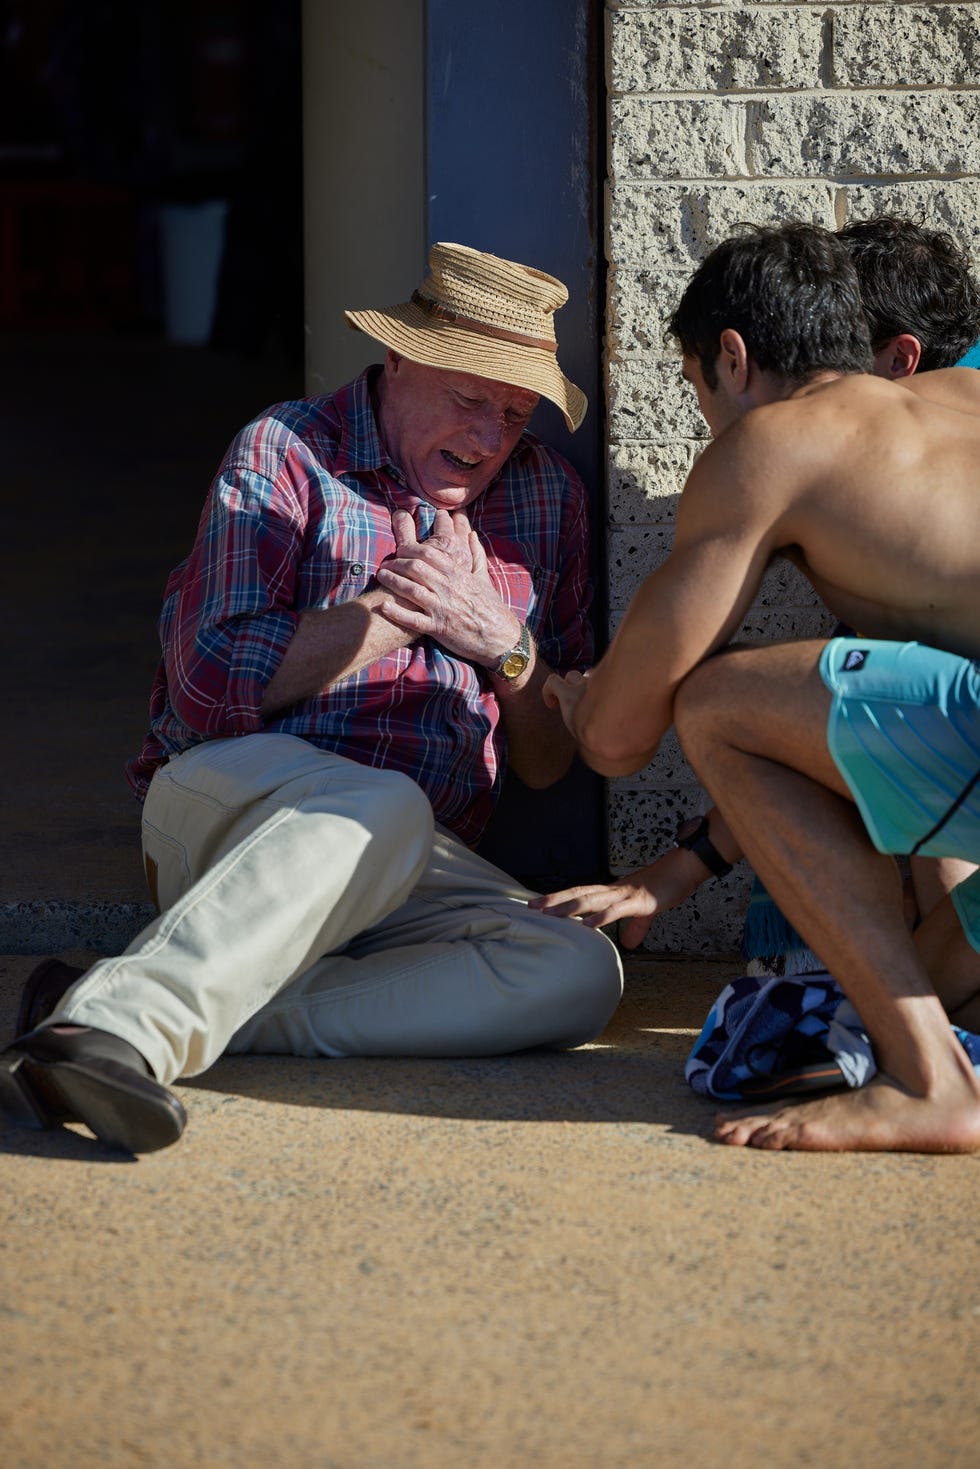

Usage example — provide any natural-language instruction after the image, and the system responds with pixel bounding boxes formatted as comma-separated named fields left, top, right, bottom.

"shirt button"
left=350, top=562, right=365, bottom=577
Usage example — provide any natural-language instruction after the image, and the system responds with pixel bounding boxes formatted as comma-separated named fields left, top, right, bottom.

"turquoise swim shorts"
left=819, top=638, right=980, bottom=952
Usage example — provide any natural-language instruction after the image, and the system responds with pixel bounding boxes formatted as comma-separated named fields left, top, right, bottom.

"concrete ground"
left=2, top=335, right=978, bottom=1467
left=2, top=953, right=978, bottom=1469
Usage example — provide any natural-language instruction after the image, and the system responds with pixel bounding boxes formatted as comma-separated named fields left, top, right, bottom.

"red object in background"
left=0, top=181, right=140, bottom=330
left=189, top=5, right=248, bottom=146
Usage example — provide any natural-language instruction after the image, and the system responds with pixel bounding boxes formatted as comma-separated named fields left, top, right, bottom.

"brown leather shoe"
left=15, top=958, right=85, bottom=1036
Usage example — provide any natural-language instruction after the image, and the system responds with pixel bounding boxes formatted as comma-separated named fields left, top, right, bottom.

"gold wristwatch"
left=490, top=623, right=531, bottom=680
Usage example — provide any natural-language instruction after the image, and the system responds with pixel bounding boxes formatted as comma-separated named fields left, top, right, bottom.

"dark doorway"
left=1, top=1, right=305, bottom=353
left=1, top=2, right=306, bottom=927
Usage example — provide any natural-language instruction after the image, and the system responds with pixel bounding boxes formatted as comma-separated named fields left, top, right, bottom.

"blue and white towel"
left=685, top=970, right=980, bottom=1101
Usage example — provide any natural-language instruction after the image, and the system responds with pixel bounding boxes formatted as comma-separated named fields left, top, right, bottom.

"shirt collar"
left=330, top=367, right=394, bottom=480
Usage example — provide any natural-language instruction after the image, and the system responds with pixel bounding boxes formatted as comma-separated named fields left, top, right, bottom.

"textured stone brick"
left=606, top=0, right=745, bottom=8
left=632, top=891, right=748, bottom=957
left=834, top=6, right=980, bottom=88
left=614, top=534, right=828, bottom=614
left=607, top=443, right=694, bottom=523
left=608, top=524, right=674, bottom=607
left=614, top=93, right=980, bottom=183
left=611, top=8, right=823, bottom=94
left=736, top=605, right=837, bottom=639
left=611, top=97, right=746, bottom=180
left=748, top=92, right=980, bottom=177
left=605, top=539, right=816, bottom=610
left=606, top=0, right=763, bottom=10
left=611, top=267, right=689, bottom=356
left=607, top=782, right=702, bottom=868
left=620, top=748, right=698, bottom=792
left=609, top=359, right=706, bottom=442
left=606, top=785, right=749, bottom=954
left=755, top=562, right=826, bottom=610
left=617, top=729, right=690, bottom=788
left=608, top=181, right=837, bottom=269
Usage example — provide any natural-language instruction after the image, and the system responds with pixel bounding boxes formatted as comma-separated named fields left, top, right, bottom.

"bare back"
left=572, top=367, right=980, bottom=775
left=693, top=370, right=980, bottom=660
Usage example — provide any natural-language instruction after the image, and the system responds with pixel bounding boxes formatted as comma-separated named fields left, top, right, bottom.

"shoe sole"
left=0, top=1050, right=186, bottom=1153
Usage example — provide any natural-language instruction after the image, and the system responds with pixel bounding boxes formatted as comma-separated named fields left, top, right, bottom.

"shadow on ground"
left=0, top=956, right=728, bottom=1157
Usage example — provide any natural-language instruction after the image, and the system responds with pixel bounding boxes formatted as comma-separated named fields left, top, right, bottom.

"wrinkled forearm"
left=495, top=644, right=577, bottom=788
left=261, top=591, right=414, bottom=716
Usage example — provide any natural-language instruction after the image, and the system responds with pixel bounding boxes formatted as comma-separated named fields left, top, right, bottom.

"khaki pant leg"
left=230, top=826, right=625, bottom=1058
left=57, top=734, right=435, bottom=1080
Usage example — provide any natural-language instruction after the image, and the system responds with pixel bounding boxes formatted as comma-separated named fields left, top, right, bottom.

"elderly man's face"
left=377, top=352, right=539, bottom=510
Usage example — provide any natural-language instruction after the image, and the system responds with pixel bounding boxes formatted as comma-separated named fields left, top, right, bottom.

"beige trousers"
left=57, top=734, right=623, bottom=1084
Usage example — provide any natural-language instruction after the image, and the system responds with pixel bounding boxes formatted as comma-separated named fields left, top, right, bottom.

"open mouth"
left=441, top=450, right=480, bottom=472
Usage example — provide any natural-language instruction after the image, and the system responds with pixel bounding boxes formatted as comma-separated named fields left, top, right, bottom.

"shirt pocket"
left=315, top=557, right=372, bottom=604
left=299, top=552, right=376, bottom=609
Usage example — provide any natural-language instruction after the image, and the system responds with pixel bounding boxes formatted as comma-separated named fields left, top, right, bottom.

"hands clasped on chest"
left=375, top=506, right=524, bottom=668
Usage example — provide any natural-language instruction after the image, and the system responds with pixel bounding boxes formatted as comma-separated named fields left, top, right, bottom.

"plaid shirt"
left=128, top=369, right=594, bottom=844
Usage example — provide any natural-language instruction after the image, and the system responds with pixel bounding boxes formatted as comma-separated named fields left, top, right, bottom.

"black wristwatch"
left=674, top=814, right=733, bottom=879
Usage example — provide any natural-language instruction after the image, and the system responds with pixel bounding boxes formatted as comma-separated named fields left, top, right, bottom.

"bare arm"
left=544, top=434, right=781, bottom=775
left=261, top=590, right=413, bottom=716
left=528, top=806, right=743, bottom=943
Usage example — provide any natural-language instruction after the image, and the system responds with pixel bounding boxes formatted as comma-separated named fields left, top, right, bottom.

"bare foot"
left=714, top=1070, right=980, bottom=1153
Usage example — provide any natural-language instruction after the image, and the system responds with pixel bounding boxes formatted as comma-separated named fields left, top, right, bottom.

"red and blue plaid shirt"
left=128, top=369, right=594, bottom=844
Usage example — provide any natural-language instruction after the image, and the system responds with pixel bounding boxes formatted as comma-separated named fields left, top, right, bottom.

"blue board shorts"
left=819, top=638, right=980, bottom=952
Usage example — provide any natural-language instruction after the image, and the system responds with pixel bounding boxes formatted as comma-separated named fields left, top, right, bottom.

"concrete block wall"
left=604, top=0, right=980, bottom=954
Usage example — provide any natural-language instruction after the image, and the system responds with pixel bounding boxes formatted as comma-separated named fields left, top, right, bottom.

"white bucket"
left=159, top=200, right=229, bottom=345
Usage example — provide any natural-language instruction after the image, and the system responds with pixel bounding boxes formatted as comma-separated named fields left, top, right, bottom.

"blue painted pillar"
left=426, top=0, right=601, bottom=490
left=426, top=0, right=606, bottom=886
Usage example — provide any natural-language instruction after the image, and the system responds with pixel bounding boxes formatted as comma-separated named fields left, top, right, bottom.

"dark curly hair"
left=669, top=223, right=873, bottom=388
left=837, top=215, right=980, bottom=370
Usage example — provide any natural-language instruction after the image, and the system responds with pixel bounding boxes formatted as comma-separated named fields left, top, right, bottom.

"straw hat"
left=345, top=242, right=586, bottom=432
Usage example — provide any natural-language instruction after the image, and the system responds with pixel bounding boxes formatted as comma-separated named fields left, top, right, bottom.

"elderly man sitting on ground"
left=2, top=243, right=623, bottom=1154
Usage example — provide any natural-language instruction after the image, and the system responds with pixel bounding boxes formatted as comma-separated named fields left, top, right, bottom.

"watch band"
left=674, top=814, right=733, bottom=879
left=490, top=622, right=531, bottom=681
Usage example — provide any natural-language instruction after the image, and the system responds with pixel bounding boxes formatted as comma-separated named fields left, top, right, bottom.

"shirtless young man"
left=535, top=222, right=980, bottom=1153
left=535, top=215, right=980, bottom=949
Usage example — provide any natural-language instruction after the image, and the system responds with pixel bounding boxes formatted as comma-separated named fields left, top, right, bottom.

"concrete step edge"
left=0, top=901, right=155, bottom=956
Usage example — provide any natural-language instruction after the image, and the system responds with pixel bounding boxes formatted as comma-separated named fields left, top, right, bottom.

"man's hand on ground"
left=527, top=846, right=707, bottom=949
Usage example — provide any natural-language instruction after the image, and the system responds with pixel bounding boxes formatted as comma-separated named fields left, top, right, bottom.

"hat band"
left=411, top=291, right=557, bottom=354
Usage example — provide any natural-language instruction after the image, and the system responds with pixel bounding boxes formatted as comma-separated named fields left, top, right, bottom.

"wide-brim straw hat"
left=345, top=242, right=586, bottom=432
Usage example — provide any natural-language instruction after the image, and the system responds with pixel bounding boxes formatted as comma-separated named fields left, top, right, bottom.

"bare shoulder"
left=900, top=366, right=980, bottom=416
left=678, top=376, right=940, bottom=565
left=681, top=381, right=870, bottom=518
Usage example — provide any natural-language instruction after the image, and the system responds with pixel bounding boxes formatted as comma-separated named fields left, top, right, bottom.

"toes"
left=714, top=1107, right=798, bottom=1148
left=748, top=1123, right=791, bottom=1150
left=714, top=1113, right=765, bottom=1146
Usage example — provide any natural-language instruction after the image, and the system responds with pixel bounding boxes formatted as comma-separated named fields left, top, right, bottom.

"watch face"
left=501, top=651, right=529, bottom=679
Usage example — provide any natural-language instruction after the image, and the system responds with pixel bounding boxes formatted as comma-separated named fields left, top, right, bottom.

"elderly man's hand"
left=376, top=507, right=524, bottom=665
